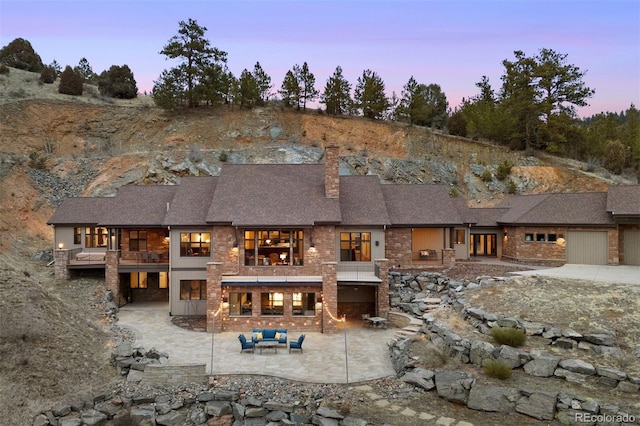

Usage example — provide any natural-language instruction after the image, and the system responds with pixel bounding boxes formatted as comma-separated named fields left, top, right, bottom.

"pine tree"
left=252, top=62, right=272, bottom=105
left=353, top=69, right=389, bottom=119
left=295, top=62, right=318, bottom=111
left=58, top=66, right=83, bottom=96
left=321, top=66, right=352, bottom=115
left=279, top=70, right=300, bottom=109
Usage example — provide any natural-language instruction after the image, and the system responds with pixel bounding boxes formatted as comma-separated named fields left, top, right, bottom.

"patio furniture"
left=238, top=334, right=255, bottom=353
left=255, top=341, right=278, bottom=354
left=362, top=313, right=372, bottom=328
left=366, top=316, right=388, bottom=329
left=289, top=334, right=305, bottom=353
left=252, top=329, right=288, bottom=345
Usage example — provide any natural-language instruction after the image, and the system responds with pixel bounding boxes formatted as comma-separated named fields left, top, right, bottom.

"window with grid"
left=129, top=230, right=147, bottom=251
left=180, top=233, right=211, bottom=257
left=179, top=280, right=207, bottom=300
left=340, top=232, right=371, bottom=261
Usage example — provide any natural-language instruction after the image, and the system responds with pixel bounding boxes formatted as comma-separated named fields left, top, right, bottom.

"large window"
left=340, top=232, right=371, bottom=261
left=180, top=280, right=207, bottom=300
left=229, top=292, right=253, bottom=316
left=130, top=272, right=147, bottom=288
left=129, top=230, right=147, bottom=251
left=73, top=227, right=82, bottom=245
left=180, top=232, right=211, bottom=257
left=244, top=230, right=304, bottom=266
left=85, top=227, right=108, bottom=248
left=261, top=292, right=284, bottom=315
left=292, top=292, right=316, bottom=316
left=455, top=229, right=466, bottom=245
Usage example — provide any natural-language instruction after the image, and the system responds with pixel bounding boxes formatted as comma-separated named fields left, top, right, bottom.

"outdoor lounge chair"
left=238, top=334, right=255, bottom=353
left=289, top=334, right=305, bottom=353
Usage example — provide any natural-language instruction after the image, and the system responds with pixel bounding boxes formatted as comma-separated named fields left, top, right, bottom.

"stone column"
left=105, top=250, right=121, bottom=304
left=321, top=261, right=338, bottom=334
left=206, top=262, right=223, bottom=333
left=442, top=248, right=455, bottom=266
left=374, top=259, right=390, bottom=318
left=54, top=249, right=70, bottom=280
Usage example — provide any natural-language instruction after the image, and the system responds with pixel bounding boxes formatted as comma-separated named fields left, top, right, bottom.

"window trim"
left=180, top=232, right=211, bottom=257
left=260, top=292, right=284, bottom=316
left=179, top=279, right=207, bottom=300
left=85, top=227, right=108, bottom=248
left=340, top=232, right=372, bottom=262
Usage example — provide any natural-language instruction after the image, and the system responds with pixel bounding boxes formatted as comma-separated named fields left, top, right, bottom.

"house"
left=47, top=146, right=640, bottom=334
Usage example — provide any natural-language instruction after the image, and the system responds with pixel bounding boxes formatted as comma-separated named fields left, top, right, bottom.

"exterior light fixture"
left=58, top=243, right=63, bottom=249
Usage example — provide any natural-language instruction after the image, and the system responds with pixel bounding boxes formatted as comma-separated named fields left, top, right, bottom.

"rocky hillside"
left=0, top=66, right=630, bottom=254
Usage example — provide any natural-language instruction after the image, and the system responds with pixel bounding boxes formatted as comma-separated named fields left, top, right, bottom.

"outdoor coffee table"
left=255, top=341, right=278, bottom=354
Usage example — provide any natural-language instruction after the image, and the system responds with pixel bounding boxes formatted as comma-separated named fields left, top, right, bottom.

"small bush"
left=483, top=359, right=512, bottom=379
left=218, top=151, right=228, bottom=162
left=491, top=326, right=526, bottom=347
left=449, top=187, right=459, bottom=196
left=506, top=179, right=517, bottom=194
left=8, top=88, right=27, bottom=98
left=496, top=160, right=514, bottom=180
left=28, top=151, right=47, bottom=169
left=0, top=63, right=9, bottom=74
left=480, top=169, right=493, bottom=182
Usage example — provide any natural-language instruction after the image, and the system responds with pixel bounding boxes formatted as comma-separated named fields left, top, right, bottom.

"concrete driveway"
left=117, top=304, right=397, bottom=384
left=512, top=264, right=640, bottom=285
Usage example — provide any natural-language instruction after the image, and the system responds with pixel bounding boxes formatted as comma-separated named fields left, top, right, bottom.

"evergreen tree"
left=152, top=68, right=184, bottom=109
left=353, top=69, right=389, bottom=119
left=39, top=66, right=57, bottom=84
left=74, top=57, right=96, bottom=83
left=252, top=62, right=272, bottom=105
left=295, top=62, right=318, bottom=111
left=321, top=66, right=352, bottom=115
left=98, top=64, right=138, bottom=99
left=49, top=60, right=62, bottom=76
left=159, top=18, right=227, bottom=108
left=279, top=70, right=300, bottom=109
left=58, top=66, right=83, bottom=96
left=238, top=69, right=259, bottom=108
left=0, top=38, right=44, bottom=72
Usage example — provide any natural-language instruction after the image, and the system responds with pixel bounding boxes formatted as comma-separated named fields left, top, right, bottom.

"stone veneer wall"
left=321, top=262, right=339, bottom=333
left=119, top=229, right=168, bottom=262
left=206, top=262, right=223, bottom=333
left=220, top=285, right=322, bottom=333
left=384, top=228, right=413, bottom=267
left=375, top=259, right=390, bottom=318
left=54, top=249, right=70, bottom=279
left=105, top=250, right=121, bottom=305
left=324, top=144, right=340, bottom=199
left=140, top=364, right=208, bottom=387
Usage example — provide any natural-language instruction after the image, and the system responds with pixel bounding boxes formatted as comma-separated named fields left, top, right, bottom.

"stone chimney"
left=324, top=144, right=339, bottom=199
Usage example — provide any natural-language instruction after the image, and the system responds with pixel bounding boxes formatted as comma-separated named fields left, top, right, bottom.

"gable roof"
left=100, top=185, right=178, bottom=227
left=496, top=192, right=614, bottom=225
left=466, top=208, right=511, bottom=227
left=164, top=176, right=218, bottom=226
left=381, top=184, right=463, bottom=226
left=206, top=164, right=341, bottom=226
left=606, top=185, right=640, bottom=217
left=47, top=197, right=113, bottom=225
left=339, top=176, right=390, bottom=226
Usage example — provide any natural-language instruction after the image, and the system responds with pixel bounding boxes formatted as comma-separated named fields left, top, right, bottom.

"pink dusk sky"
left=1, top=0, right=638, bottom=117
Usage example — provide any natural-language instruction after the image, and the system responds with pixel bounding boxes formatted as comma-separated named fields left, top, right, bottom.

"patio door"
left=470, top=234, right=496, bottom=256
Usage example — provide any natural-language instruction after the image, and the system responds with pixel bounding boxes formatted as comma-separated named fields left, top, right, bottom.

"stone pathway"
left=351, top=384, right=473, bottom=426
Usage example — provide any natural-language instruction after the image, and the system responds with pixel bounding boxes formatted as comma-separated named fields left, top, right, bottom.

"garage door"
left=624, top=230, right=640, bottom=265
left=566, top=231, right=608, bottom=265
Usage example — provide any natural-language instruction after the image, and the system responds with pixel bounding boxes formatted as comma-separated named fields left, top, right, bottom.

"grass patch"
left=483, top=359, right=512, bottom=379
left=490, top=326, right=526, bottom=347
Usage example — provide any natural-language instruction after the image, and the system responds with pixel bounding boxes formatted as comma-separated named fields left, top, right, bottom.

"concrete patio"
left=118, top=303, right=397, bottom=384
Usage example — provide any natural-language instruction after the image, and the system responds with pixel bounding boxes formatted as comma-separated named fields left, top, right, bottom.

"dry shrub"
left=483, top=359, right=512, bottom=379
left=490, top=326, right=526, bottom=347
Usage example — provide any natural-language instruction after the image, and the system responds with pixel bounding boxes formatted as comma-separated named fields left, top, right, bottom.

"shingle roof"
left=206, top=164, right=341, bottom=226
left=606, top=185, right=640, bottom=216
left=100, top=185, right=178, bottom=226
left=164, top=177, right=217, bottom=226
left=339, top=176, right=390, bottom=226
left=466, top=208, right=511, bottom=227
left=47, top=197, right=113, bottom=225
left=381, top=184, right=463, bottom=226
left=496, top=192, right=614, bottom=225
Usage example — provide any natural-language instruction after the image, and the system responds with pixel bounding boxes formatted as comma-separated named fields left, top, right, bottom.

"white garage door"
left=566, top=231, right=608, bottom=265
left=624, top=230, right=640, bottom=266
